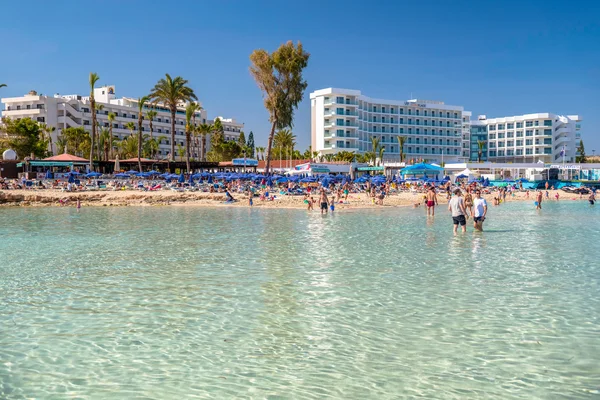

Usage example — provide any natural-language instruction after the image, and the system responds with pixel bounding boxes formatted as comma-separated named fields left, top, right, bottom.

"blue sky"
left=1, top=0, right=598, bottom=153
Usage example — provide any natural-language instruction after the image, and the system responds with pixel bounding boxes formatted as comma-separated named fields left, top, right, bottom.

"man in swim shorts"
left=472, top=190, right=487, bottom=231
left=536, top=190, right=543, bottom=210
left=426, top=187, right=438, bottom=216
left=448, top=189, right=467, bottom=234
left=589, top=192, right=595, bottom=205
left=319, top=190, right=329, bottom=215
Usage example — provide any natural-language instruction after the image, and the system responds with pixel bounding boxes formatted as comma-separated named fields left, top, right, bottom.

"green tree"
left=1, top=117, right=49, bottom=159
left=94, top=103, right=104, bottom=160
left=0, top=83, right=6, bottom=89
left=576, top=140, right=586, bottom=163
left=273, top=128, right=296, bottom=160
left=118, top=134, right=137, bottom=159
left=149, top=74, right=197, bottom=161
left=477, top=140, right=486, bottom=163
left=99, top=128, right=114, bottom=161
left=107, top=112, right=116, bottom=158
left=88, top=72, right=100, bottom=170
left=334, top=151, right=355, bottom=162
left=185, top=102, right=201, bottom=172
left=378, top=146, right=385, bottom=166
left=211, top=118, right=224, bottom=147
left=196, top=123, right=213, bottom=162
left=238, top=131, right=246, bottom=148
left=249, top=41, right=310, bottom=173
left=136, top=96, right=150, bottom=172
left=370, top=136, right=380, bottom=165
left=62, top=126, right=90, bottom=157
left=247, top=131, right=255, bottom=158
left=146, top=110, right=157, bottom=140
left=39, top=123, right=56, bottom=155
left=395, top=135, right=407, bottom=163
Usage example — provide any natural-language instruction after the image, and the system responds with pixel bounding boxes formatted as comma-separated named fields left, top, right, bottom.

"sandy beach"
left=0, top=188, right=575, bottom=209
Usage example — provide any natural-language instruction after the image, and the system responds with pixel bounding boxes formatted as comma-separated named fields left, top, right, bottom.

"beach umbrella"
left=127, top=170, right=138, bottom=175
left=115, top=173, right=129, bottom=178
left=114, top=155, right=120, bottom=173
left=45, top=170, right=52, bottom=179
left=86, top=172, right=102, bottom=178
left=68, top=174, right=75, bottom=183
left=207, top=175, right=213, bottom=184
left=456, top=174, right=468, bottom=179
left=188, top=174, right=194, bottom=184
left=178, top=173, right=185, bottom=183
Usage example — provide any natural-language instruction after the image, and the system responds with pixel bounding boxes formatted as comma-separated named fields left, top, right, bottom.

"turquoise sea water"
left=1, top=202, right=599, bottom=399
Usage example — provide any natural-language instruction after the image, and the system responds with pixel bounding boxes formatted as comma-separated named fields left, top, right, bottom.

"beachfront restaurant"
left=16, top=153, right=90, bottom=180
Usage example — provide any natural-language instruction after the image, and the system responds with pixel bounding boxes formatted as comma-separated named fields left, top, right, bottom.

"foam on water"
left=1, top=202, right=599, bottom=399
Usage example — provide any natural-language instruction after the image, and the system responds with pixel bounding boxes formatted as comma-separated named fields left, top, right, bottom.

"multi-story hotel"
left=1, top=86, right=243, bottom=158
left=310, top=88, right=471, bottom=164
left=311, top=88, right=582, bottom=165
left=474, top=113, right=581, bottom=163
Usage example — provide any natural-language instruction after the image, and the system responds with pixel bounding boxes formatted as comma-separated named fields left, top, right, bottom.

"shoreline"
left=0, top=189, right=576, bottom=210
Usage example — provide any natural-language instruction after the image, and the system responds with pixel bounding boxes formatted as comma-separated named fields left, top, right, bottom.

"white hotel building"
left=311, top=88, right=471, bottom=164
left=477, top=113, right=581, bottom=164
left=311, top=88, right=582, bottom=165
left=1, top=86, right=243, bottom=158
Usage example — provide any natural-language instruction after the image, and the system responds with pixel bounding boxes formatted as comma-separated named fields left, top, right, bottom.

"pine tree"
left=238, top=131, right=246, bottom=147
left=576, top=139, right=586, bottom=163
left=247, top=131, right=255, bottom=158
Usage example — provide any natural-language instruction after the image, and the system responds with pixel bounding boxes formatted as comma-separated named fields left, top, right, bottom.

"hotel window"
left=36, top=117, right=45, bottom=122
left=424, top=120, right=428, bottom=125
left=373, top=106, right=377, bottom=112
left=400, top=118, right=404, bottom=124
left=507, top=123, right=514, bottom=129
left=416, top=138, right=420, bottom=144
left=408, top=147, right=413, bottom=153
left=544, top=129, right=552, bottom=135
left=526, top=121, right=533, bottom=127
left=507, top=132, right=514, bottom=138
left=158, top=118, right=162, bottom=122
left=424, top=138, right=428, bottom=144
left=408, top=109, right=413, bottom=115
left=526, top=139, right=533, bottom=145
left=416, top=119, right=420, bottom=125
left=400, top=128, right=404, bottom=133
left=416, top=128, right=420, bottom=134
left=454, top=113, right=458, bottom=118
left=336, top=119, right=344, bottom=125
left=391, top=127, right=394, bottom=133
left=416, top=147, right=420, bottom=153
left=336, top=96, right=344, bottom=103
left=390, top=108, right=395, bottom=113
left=382, top=107, right=386, bottom=113
left=516, top=140, right=523, bottom=146
left=424, top=110, right=428, bottom=116
left=526, top=130, right=533, bottom=136
left=446, top=112, right=450, bottom=118
left=408, top=119, right=412, bottom=124
left=114, top=124, right=119, bottom=128
left=424, top=129, right=428, bottom=135
left=516, top=122, right=523, bottom=128
left=535, top=148, right=541, bottom=154
left=498, top=150, right=505, bottom=156
left=382, top=117, right=386, bottom=123
left=507, top=141, right=514, bottom=146
left=416, top=109, right=419, bottom=116
left=498, top=133, right=505, bottom=139
left=446, top=130, right=451, bottom=136
left=373, top=116, right=377, bottom=122
left=446, top=139, right=450, bottom=145
left=489, top=125, right=496, bottom=131
left=534, top=121, right=539, bottom=126
left=526, top=149, right=532, bottom=154
left=489, top=151, right=496, bottom=157
left=390, top=118, right=394, bottom=123
left=497, top=124, right=504, bottom=130
left=544, top=120, right=552, bottom=126
left=516, top=149, right=523, bottom=155
left=408, top=128, right=412, bottom=134
left=382, top=127, right=386, bottom=133
left=399, top=108, right=404, bottom=114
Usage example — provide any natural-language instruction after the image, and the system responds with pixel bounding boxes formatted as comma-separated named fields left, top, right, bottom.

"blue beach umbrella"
left=188, top=174, right=194, bottom=184
left=178, top=173, right=185, bottom=183
left=45, top=170, right=52, bottom=179
left=68, top=174, right=75, bottom=183
left=127, top=170, right=138, bottom=175
left=86, top=172, right=102, bottom=178
left=115, top=173, right=129, bottom=178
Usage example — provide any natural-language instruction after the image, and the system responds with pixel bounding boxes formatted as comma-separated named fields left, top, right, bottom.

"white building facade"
left=476, top=113, right=581, bottom=163
left=1, top=86, right=243, bottom=159
left=310, top=88, right=470, bottom=164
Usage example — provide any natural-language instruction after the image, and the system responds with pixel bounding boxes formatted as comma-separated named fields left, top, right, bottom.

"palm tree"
left=146, top=110, right=157, bottom=140
left=39, top=123, right=56, bottom=155
left=56, top=136, right=68, bottom=154
left=196, top=123, right=213, bottom=162
left=99, top=128, right=113, bottom=161
left=370, top=136, right=380, bottom=165
left=0, top=83, right=6, bottom=88
left=324, top=154, right=334, bottom=162
left=148, top=74, right=197, bottom=161
left=94, top=103, right=104, bottom=160
left=395, top=135, right=407, bottom=163
left=88, top=72, right=100, bottom=171
left=125, top=121, right=136, bottom=141
left=477, top=140, right=486, bottom=163
left=185, top=102, right=201, bottom=172
left=107, top=112, right=116, bottom=159
left=136, top=96, right=150, bottom=172
left=378, top=145, right=385, bottom=166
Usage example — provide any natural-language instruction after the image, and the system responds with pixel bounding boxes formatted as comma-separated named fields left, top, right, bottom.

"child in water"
left=330, top=196, right=335, bottom=213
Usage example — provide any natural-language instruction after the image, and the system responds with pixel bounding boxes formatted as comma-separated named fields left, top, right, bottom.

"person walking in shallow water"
left=448, top=189, right=467, bottom=234
left=536, top=190, right=543, bottom=210
left=426, top=187, right=438, bottom=216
